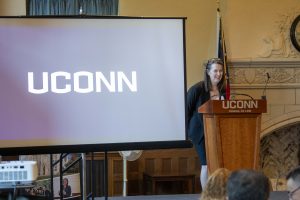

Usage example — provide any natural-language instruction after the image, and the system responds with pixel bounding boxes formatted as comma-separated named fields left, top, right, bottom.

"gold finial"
left=216, top=0, right=220, bottom=10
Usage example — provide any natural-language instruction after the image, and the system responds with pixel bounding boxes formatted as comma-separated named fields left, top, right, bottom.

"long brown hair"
left=203, top=58, right=225, bottom=92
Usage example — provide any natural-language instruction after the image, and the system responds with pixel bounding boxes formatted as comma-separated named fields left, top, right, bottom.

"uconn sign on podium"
left=198, top=99, right=267, bottom=114
left=222, top=100, right=258, bottom=109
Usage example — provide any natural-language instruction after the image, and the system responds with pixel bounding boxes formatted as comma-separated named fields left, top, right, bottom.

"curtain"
left=27, top=0, right=118, bottom=16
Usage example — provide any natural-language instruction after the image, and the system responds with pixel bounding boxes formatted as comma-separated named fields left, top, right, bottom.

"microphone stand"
left=262, top=73, right=271, bottom=100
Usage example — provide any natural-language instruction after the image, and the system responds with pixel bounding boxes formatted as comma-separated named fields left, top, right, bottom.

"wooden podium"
left=198, top=99, right=267, bottom=173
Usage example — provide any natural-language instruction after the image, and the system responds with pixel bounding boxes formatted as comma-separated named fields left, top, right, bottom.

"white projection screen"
left=0, top=17, right=189, bottom=155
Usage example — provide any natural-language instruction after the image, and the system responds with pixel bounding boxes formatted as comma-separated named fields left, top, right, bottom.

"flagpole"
left=216, top=7, right=221, bottom=57
left=216, top=0, right=220, bottom=57
left=216, top=1, right=231, bottom=99
left=222, top=30, right=230, bottom=100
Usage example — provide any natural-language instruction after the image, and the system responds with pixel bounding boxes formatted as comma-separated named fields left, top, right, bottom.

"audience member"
left=200, top=168, right=231, bottom=200
left=227, top=169, right=270, bottom=200
left=286, top=166, right=300, bottom=200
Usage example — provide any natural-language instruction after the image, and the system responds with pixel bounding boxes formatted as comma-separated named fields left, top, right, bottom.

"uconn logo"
left=28, top=71, right=137, bottom=94
left=222, top=100, right=258, bottom=109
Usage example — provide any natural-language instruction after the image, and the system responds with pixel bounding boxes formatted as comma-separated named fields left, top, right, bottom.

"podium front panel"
left=199, top=100, right=265, bottom=173
left=203, top=114, right=261, bottom=173
left=219, top=115, right=260, bottom=170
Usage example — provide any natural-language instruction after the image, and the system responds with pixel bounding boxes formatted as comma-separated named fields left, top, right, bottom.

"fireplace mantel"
left=229, top=59, right=300, bottom=89
left=227, top=59, right=300, bottom=137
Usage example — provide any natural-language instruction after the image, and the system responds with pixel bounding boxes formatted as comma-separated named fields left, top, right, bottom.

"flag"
left=217, top=8, right=230, bottom=100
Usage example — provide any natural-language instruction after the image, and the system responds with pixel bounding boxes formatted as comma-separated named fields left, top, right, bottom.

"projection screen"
left=0, top=17, right=189, bottom=154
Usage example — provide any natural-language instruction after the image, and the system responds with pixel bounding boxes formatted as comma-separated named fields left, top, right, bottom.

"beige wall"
left=0, top=0, right=26, bottom=16
left=119, top=0, right=218, bottom=87
left=223, top=0, right=300, bottom=60
left=120, top=0, right=300, bottom=86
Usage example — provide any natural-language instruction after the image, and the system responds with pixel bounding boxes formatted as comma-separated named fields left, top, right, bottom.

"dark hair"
left=63, top=178, right=69, bottom=185
left=227, top=169, right=270, bottom=200
left=203, top=58, right=225, bottom=92
left=286, top=166, right=300, bottom=181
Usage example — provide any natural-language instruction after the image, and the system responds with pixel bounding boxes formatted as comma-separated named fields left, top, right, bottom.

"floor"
left=94, top=191, right=289, bottom=200
left=0, top=191, right=289, bottom=200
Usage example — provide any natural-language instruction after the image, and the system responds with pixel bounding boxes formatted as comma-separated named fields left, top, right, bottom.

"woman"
left=200, top=168, right=231, bottom=200
left=59, top=178, right=72, bottom=197
left=187, top=58, right=225, bottom=189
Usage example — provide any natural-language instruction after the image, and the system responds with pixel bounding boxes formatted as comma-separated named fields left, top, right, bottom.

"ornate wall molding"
left=257, top=9, right=300, bottom=59
left=228, top=60, right=300, bottom=89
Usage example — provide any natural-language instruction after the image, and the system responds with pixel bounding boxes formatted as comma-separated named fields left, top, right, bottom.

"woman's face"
left=207, top=63, right=223, bottom=86
left=63, top=179, right=68, bottom=186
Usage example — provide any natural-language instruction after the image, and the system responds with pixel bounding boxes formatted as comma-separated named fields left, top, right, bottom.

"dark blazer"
left=186, top=81, right=210, bottom=145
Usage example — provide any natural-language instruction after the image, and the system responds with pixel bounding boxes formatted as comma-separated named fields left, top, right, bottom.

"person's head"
left=286, top=166, right=300, bottom=200
left=204, top=58, right=225, bottom=92
left=227, top=169, right=270, bottom=200
left=63, top=178, right=69, bottom=187
left=200, top=168, right=231, bottom=200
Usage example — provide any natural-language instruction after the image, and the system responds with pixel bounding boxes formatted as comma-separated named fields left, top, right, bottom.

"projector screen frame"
left=0, top=16, right=190, bottom=155
left=0, top=140, right=193, bottom=156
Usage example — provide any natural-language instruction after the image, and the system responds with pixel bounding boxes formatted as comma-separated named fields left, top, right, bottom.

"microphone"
left=262, top=72, right=271, bottom=100
left=229, top=93, right=255, bottom=100
left=220, top=90, right=254, bottom=100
